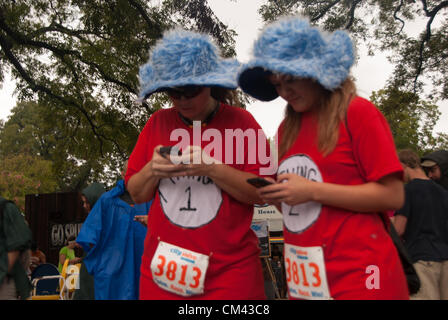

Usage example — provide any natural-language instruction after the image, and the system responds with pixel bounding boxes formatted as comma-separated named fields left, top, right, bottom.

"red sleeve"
left=346, top=97, right=403, bottom=182
left=125, top=113, right=158, bottom=186
left=238, top=108, right=274, bottom=178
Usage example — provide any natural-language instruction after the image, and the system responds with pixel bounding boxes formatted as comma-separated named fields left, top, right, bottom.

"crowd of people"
left=0, top=15, right=447, bottom=300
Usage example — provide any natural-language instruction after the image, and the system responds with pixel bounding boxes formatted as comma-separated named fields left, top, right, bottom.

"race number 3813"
left=284, top=244, right=331, bottom=300
left=151, top=241, right=209, bottom=297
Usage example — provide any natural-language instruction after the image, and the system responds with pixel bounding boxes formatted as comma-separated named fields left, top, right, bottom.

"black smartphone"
left=159, top=146, right=181, bottom=158
left=247, top=177, right=273, bottom=188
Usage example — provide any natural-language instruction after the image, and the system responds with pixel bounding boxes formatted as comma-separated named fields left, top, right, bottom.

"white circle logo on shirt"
left=158, top=176, right=222, bottom=228
left=278, top=154, right=323, bottom=233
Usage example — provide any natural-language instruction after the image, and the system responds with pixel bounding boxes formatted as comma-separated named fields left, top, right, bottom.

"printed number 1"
left=180, top=186, right=197, bottom=212
left=178, top=265, right=188, bottom=286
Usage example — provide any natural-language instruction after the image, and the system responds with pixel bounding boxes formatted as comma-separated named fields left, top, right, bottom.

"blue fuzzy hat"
left=238, top=17, right=355, bottom=101
left=138, top=29, right=240, bottom=100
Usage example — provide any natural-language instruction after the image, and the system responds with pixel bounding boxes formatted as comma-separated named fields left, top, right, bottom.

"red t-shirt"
left=125, top=103, right=270, bottom=299
left=278, top=96, right=409, bottom=299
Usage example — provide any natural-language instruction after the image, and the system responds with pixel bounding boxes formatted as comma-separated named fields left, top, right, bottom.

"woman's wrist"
left=206, top=162, right=222, bottom=180
left=142, top=161, right=160, bottom=188
left=308, top=180, right=320, bottom=202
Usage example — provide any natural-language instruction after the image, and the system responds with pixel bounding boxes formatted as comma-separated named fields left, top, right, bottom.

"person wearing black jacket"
left=421, top=150, right=448, bottom=191
left=395, top=149, right=448, bottom=300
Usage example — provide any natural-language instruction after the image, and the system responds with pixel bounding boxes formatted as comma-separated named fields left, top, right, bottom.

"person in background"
left=76, top=161, right=151, bottom=299
left=73, top=182, right=106, bottom=300
left=80, top=183, right=106, bottom=214
left=58, top=235, right=81, bottom=273
left=126, top=29, right=270, bottom=300
left=420, top=150, right=448, bottom=191
left=29, top=240, right=46, bottom=273
left=238, top=16, right=408, bottom=299
left=0, top=197, right=32, bottom=300
left=394, top=149, right=448, bottom=300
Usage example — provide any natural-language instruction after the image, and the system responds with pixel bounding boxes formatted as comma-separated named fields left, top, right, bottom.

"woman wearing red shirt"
left=126, top=29, right=269, bottom=299
left=238, top=17, right=409, bottom=299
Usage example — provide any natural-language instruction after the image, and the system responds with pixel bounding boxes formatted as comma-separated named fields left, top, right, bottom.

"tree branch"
left=29, top=22, right=109, bottom=43
left=414, top=0, right=448, bottom=92
left=0, top=18, right=77, bottom=57
left=0, top=10, right=137, bottom=95
left=393, top=0, right=405, bottom=34
left=344, top=0, right=362, bottom=30
left=310, top=0, right=341, bottom=23
left=128, top=0, right=163, bottom=35
left=0, top=33, right=123, bottom=157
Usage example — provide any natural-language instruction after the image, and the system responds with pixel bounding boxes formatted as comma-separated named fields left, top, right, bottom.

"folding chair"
left=30, top=263, right=65, bottom=300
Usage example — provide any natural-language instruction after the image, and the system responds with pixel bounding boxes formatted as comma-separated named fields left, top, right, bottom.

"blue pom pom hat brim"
left=238, top=17, right=355, bottom=102
left=138, top=29, right=240, bottom=101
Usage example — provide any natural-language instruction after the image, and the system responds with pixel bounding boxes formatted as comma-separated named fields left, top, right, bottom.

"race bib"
left=151, top=241, right=209, bottom=297
left=284, top=243, right=331, bottom=300
left=159, top=176, right=222, bottom=228
left=278, top=154, right=323, bottom=233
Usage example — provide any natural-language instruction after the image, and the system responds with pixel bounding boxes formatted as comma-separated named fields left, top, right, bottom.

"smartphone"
left=159, top=146, right=181, bottom=158
left=247, top=177, right=273, bottom=188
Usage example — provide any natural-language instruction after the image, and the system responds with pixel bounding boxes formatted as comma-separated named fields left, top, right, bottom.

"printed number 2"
left=285, top=258, right=321, bottom=287
left=154, top=255, right=202, bottom=288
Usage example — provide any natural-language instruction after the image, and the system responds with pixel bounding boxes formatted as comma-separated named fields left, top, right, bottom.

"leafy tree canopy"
left=370, top=86, right=448, bottom=154
left=0, top=153, right=58, bottom=212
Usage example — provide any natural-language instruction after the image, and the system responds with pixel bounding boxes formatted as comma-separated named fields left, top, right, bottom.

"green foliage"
left=0, top=153, right=58, bottom=211
left=370, top=87, right=448, bottom=153
left=0, top=101, right=56, bottom=159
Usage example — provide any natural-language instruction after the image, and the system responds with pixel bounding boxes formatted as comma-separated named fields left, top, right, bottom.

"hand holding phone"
left=247, top=177, right=274, bottom=188
left=159, top=146, right=181, bottom=159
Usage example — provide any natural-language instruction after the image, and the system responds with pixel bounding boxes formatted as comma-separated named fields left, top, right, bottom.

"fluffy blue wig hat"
left=238, top=17, right=355, bottom=101
left=138, top=29, right=240, bottom=100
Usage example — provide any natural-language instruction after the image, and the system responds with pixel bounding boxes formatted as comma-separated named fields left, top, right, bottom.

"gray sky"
left=1, top=0, right=447, bottom=139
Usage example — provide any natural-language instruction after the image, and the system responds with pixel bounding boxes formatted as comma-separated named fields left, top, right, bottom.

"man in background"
left=421, top=150, right=448, bottom=191
left=395, top=149, right=448, bottom=300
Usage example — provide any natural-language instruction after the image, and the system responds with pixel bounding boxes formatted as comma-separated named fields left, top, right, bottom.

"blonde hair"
left=278, top=77, right=356, bottom=159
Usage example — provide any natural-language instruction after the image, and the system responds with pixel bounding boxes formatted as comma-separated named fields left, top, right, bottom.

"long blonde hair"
left=278, top=77, right=356, bottom=159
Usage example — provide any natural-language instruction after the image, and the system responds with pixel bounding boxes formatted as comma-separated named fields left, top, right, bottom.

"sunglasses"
left=166, top=86, right=204, bottom=100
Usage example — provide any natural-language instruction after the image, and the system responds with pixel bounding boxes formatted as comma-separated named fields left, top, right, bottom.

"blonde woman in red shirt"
left=238, top=16, right=409, bottom=300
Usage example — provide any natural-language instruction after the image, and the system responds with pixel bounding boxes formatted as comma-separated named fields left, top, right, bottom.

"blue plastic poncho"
left=76, top=180, right=151, bottom=300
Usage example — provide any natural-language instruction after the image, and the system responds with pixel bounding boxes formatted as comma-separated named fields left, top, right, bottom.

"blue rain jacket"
left=76, top=180, right=151, bottom=300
